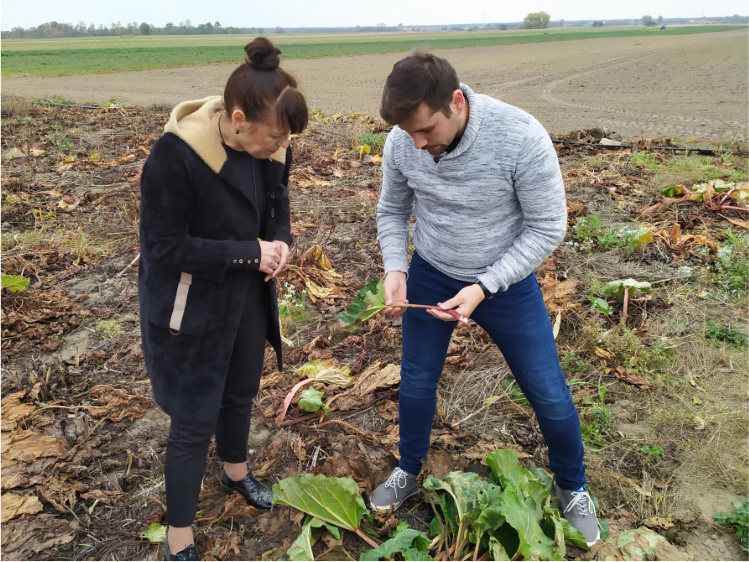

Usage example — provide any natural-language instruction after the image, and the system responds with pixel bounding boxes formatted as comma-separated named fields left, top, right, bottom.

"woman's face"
left=232, top=110, right=290, bottom=159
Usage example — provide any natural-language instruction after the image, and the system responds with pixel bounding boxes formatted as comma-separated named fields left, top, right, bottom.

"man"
left=370, top=50, right=600, bottom=547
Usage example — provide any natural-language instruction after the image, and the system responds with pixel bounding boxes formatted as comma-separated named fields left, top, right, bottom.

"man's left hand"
left=428, top=284, right=485, bottom=323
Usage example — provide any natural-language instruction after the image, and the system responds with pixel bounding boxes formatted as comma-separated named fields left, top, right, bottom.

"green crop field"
left=1, top=25, right=744, bottom=76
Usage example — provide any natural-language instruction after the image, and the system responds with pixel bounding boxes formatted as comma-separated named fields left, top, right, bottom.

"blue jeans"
left=397, top=251, right=586, bottom=490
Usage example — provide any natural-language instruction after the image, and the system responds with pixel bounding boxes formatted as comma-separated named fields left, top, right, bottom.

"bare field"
left=3, top=29, right=748, bottom=141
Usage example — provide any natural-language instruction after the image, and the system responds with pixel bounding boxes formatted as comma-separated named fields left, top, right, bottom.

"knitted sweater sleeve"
left=376, top=130, right=413, bottom=277
left=480, top=119, right=568, bottom=292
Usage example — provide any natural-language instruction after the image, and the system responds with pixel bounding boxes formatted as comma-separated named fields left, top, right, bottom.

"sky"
left=1, top=0, right=746, bottom=30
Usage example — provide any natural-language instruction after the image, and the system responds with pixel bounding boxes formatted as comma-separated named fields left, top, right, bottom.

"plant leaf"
left=273, top=474, right=369, bottom=532
left=499, top=487, right=558, bottom=560
left=601, top=278, right=652, bottom=299
left=298, top=387, right=329, bottom=413
left=1, top=274, right=30, bottom=292
left=486, top=449, right=532, bottom=490
left=588, top=296, right=613, bottom=315
left=659, top=185, right=684, bottom=198
left=288, top=516, right=328, bottom=561
left=631, top=227, right=653, bottom=249
left=295, top=359, right=352, bottom=388
left=139, top=522, right=166, bottom=543
left=360, top=527, right=432, bottom=561
left=423, top=472, right=485, bottom=529
left=332, top=279, right=386, bottom=332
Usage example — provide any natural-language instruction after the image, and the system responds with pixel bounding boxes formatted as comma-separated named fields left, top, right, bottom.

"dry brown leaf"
left=38, top=477, right=87, bottom=513
left=614, top=366, right=655, bottom=390
left=723, top=216, right=749, bottom=229
left=259, top=371, right=286, bottom=391
left=377, top=400, right=399, bottom=421
left=305, top=280, right=341, bottom=303
left=87, top=384, right=152, bottom=422
left=6, top=430, right=68, bottom=463
left=0, top=513, right=79, bottom=558
left=595, top=347, right=616, bottom=359
left=1, top=392, right=36, bottom=431
left=212, top=530, right=241, bottom=559
left=1, top=493, right=43, bottom=523
left=353, top=363, right=400, bottom=396
left=538, top=273, right=580, bottom=315
left=79, top=489, right=129, bottom=506
left=302, top=335, right=330, bottom=354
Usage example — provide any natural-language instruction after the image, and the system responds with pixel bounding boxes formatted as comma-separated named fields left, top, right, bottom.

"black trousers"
left=164, top=274, right=269, bottom=527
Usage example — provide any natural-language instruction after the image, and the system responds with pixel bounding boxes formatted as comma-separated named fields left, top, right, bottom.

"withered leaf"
left=1, top=513, right=79, bottom=558
left=614, top=366, right=655, bottom=390
left=1, top=392, right=36, bottom=431
left=6, top=430, right=68, bottom=463
left=1, top=493, right=43, bottom=523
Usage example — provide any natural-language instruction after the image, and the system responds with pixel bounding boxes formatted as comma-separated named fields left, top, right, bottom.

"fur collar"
left=164, top=96, right=287, bottom=173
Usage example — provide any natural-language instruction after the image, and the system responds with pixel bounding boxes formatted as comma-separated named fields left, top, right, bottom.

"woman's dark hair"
left=380, top=50, right=460, bottom=125
left=224, top=37, right=308, bottom=134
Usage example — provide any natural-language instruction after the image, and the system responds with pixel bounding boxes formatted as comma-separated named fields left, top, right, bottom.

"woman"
left=138, top=37, right=308, bottom=560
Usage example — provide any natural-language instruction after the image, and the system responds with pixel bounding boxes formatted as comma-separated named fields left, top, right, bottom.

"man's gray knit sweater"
left=377, top=85, right=567, bottom=294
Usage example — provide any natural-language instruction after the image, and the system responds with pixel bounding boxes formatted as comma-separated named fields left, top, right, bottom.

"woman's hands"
left=260, top=240, right=290, bottom=281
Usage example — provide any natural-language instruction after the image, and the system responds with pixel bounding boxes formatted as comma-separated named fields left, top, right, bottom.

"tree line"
left=2, top=20, right=281, bottom=39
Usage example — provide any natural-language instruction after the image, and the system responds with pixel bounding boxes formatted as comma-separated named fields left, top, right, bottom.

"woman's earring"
left=235, top=129, right=240, bottom=135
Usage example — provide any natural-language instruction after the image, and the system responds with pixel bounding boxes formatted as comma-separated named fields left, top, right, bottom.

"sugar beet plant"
left=272, top=449, right=592, bottom=561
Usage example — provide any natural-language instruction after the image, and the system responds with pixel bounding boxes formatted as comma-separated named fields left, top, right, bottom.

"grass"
left=1, top=25, right=745, bottom=75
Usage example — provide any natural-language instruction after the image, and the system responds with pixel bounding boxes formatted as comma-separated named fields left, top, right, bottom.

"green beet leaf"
left=486, top=449, right=532, bottom=490
left=139, top=522, right=166, bottom=543
left=332, top=279, right=386, bottom=331
left=423, top=472, right=486, bottom=529
left=601, top=278, right=651, bottom=299
left=298, top=387, right=329, bottom=414
left=273, top=474, right=369, bottom=532
left=288, top=516, right=340, bottom=561
left=588, top=296, right=613, bottom=315
left=360, top=527, right=432, bottom=561
left=499, top=487, right=560, bottom=560
left=1, top=274, right=30, bottom=293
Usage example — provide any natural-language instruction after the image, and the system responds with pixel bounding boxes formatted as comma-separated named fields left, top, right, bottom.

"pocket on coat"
left=145, top=271, right=216, bottom=335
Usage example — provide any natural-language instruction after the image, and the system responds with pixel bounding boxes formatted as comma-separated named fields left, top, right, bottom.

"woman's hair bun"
left=245, top=37, right=282, bottom=70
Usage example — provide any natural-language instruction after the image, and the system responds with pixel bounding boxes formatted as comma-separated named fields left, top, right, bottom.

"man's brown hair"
left=380, top=50, right=460, bottom=125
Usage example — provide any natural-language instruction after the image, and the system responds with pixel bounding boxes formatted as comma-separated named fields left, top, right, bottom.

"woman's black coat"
left=138, top=97, right=292, bottom=423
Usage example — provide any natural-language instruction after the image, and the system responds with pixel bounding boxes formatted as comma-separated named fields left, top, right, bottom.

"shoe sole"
left=369, top=488, right=420, bottom=512
left=586, top=528, right=600, bottom=548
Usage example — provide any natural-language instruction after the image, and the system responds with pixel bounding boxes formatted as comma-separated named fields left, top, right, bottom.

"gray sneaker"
left=556, top=484, right=600, bottom=547
left=370, top=467, right=419, bottom=511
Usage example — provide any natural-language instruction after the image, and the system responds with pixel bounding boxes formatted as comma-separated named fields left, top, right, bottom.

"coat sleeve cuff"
left=226, top=240, right=262, bottom=269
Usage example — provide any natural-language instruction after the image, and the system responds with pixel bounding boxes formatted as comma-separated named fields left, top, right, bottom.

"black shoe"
left=219, top=468, right=274, bottom=510
left=163, top=531, right=199, bottom=561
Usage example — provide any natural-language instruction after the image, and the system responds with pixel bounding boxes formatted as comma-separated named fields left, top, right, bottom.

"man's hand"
left=383, top=271, right=408, bottom=317
left=428, top=283, right=484, bottom=323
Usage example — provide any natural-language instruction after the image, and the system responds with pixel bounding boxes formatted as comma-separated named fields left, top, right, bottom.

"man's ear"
left=451, top=89, right=466, bottom=114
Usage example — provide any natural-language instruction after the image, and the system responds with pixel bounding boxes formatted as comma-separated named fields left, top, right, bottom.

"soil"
left=2, top=29, right=748, bottom=142
left=1, top=30, right=748, bottom=562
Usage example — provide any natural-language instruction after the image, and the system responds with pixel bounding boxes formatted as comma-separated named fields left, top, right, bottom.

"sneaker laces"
left=562, top=489, right=596, bottom=517
left=384, top=468, right=410, bottom=498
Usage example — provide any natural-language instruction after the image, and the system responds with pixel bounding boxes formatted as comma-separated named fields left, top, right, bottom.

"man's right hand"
left=383, top=271, right=408, bottom=317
